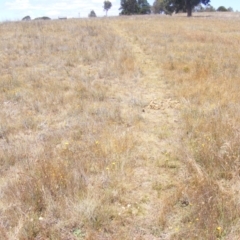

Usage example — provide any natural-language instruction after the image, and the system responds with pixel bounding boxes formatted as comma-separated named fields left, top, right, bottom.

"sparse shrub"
left=217, top=6, right=228, bottom=12
left=22, top=15, right=31, bottom=21
left=88, top=10, right=97, bottom=18
left=34, top=16, right=51, bottom=20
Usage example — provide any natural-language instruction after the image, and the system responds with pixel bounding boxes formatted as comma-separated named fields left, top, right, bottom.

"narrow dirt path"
left=107, top=20, right=186, bottom=239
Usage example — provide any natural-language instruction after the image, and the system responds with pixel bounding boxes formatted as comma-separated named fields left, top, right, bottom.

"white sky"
left=0, top=0, right=239, bottom=21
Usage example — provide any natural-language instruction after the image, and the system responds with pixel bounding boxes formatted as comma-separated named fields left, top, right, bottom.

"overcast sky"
left=0, top=0, right=239, bottom=21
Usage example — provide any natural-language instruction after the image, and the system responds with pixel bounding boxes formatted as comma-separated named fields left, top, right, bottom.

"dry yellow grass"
left=0, top=12, right=240, bottom=239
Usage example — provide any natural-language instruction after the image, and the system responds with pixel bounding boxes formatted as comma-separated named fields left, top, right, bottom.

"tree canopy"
left=153, top=0, right=211, bottom=16
left=217, top=6, right=228, bottom=12
left=103, top=1, right=112, bottom=16
left=138, top=0, right=151, bottom=14
left=119, top=0, right=151, bottom=15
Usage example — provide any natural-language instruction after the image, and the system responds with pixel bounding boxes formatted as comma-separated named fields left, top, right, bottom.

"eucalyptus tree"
left=119, top=0, right=151, bottom=15
left=103, top=1, right=112, bottom=16
left=153, top=0, right=211, bottom=16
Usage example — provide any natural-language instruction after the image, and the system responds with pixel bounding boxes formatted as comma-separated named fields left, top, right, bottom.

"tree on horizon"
left=119, top=0, right=151, bottom=15
left=88, top=10, right=97, bottom=17
left=103, top=1, right=112, bottom=16
left=153, top=0, right=211, bottom=17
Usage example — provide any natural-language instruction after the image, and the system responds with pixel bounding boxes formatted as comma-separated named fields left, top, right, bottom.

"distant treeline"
left=152, top=1, right=235, bottom=15
left=194, top=4, right=234, bottom=13
left=22, top=16, right=51, bottom=21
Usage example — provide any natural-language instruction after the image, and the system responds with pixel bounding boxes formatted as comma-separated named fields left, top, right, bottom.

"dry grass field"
left=0, top=12, right=240, bottom=239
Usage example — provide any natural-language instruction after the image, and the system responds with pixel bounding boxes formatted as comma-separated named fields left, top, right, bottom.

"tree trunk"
left=186, top=0, right=192, bottom=17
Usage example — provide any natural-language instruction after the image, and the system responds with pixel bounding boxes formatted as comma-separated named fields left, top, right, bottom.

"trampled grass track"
left=104, top=18, right=186, bottom=238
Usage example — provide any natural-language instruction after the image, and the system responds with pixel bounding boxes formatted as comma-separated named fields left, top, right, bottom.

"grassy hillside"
left=0, top=13, right=240, bottom=239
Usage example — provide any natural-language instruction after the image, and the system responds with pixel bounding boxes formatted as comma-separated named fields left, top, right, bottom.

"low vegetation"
left=0, top=12, right=240, bottom=239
